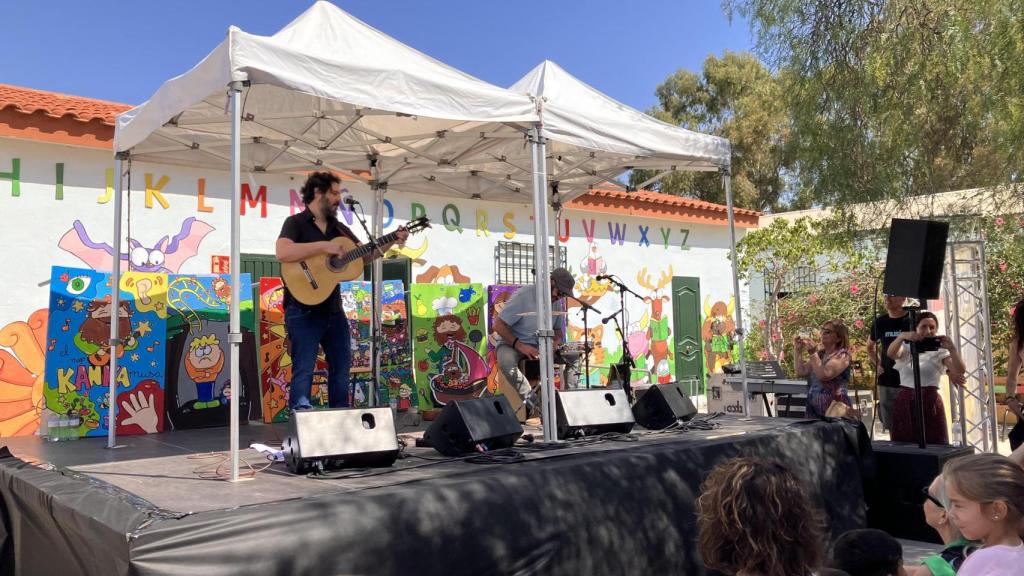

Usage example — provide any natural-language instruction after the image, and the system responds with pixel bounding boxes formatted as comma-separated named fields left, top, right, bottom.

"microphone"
left=343, top=196, right=361, bottom=207
left=601, top=308, right=621, bottom=324
left=595, top=274, right=614, bottom=281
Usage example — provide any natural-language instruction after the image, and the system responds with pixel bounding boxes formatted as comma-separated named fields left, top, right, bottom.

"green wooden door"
left=672, top=276, right=703, bottom=394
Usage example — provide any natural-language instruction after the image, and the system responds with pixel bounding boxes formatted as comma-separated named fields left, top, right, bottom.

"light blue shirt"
left=497, top=284, right=564, bottom=346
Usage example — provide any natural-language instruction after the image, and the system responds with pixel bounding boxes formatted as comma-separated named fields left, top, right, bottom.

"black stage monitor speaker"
left=866, top=442, right=973, bottom=543
left=633, top=381, right=698, bottom=429
left=283, top=407, right=399, bottom=474
left=882, top=219, right=949, bottom=300
left=556, top=388, right=635, bottom=439
left=424, top=396, right=524, bottom=456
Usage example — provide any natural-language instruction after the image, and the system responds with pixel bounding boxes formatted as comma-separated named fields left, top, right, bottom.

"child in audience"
left=830, top=528, right=907, bottom=576
left=696, top=457, right=826, bottom=576
left=907, top=474, right=977, bottom=575
left=943, top=453, right=1024, bottom=575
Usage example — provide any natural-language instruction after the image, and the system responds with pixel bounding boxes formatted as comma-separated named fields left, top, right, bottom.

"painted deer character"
left=702, top=296, right=736, bottom=374
left=637, top=266, right=673, bottom=384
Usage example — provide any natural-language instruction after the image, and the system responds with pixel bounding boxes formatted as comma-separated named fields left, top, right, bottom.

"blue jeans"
left=284, top=304, right=351, bottom=411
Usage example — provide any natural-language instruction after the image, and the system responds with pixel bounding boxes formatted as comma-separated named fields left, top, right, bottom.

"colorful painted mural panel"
left=43, top=266, right=168, bottom=437
left=257, top=277, right=330, bottom=422
left=409, top=283, right=487, bottom=409
left=164, top=274, right=260, bottom=429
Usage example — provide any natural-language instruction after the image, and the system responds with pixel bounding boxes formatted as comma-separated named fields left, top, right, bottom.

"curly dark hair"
left=697, top=457, right=825, bottom=576
left=300, top=171, right=340, bottom=205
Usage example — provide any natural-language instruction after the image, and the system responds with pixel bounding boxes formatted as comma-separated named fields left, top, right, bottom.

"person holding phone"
left=887, top=311, right=966, bottom=444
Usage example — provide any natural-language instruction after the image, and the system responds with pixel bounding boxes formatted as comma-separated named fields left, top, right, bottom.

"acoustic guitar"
left=281, top=216, right=430, bottom=305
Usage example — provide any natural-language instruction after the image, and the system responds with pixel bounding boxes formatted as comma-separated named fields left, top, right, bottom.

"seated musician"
left=491, top=268, right=575, bottom=418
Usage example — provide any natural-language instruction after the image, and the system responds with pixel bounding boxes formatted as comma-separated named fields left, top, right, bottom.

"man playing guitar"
left=276, top=171, right=408, bottom=412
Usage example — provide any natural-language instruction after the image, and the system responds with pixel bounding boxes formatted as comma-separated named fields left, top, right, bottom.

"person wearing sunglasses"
left=906, top=474, right=978, bottom=576
left=794, top=320, right=853, bottom=419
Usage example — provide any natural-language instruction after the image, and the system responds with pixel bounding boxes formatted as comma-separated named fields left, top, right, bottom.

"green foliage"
left=736, top=216, right=881, bottom=387
left=630, top=51, right=801, bottom=212
left=723, top=0, right=1024, bottom=207
left=977, top=214, right=1024, bottom=374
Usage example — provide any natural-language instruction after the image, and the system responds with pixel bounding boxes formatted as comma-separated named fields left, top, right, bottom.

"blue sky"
left=2, top=1, right=752, bottom=112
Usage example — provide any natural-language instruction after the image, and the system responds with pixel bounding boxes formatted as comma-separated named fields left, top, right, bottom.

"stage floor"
left=2, top=417, right=769, bottom=514
left=0, top=416, right=870, bottom=576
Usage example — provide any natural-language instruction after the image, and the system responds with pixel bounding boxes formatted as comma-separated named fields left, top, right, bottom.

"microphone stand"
left=905, top=304, right=927, bottom=449
left=601, top=275, right=644, bottom=401
left=567, top=295, right=600, bottom=388
left=350, top=201, right=385, bottom=406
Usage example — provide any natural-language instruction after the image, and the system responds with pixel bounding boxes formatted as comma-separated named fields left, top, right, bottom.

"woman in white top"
left=886, top=311, right=965, bottom=444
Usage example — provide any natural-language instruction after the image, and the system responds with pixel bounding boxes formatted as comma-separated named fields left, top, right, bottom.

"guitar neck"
left=337, top=230, right=402, bottom=265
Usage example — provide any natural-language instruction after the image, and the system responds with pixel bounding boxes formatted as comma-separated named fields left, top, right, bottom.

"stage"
left=0, top=416, right=870, bottom=576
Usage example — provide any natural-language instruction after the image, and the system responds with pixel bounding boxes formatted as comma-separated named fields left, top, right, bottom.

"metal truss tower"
left=942, top=241, right=999, bottom=452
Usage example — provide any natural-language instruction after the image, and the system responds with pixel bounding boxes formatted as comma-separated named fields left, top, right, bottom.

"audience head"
left=883, top=295, right=906, bottom=314
left=922, top=474, right=964, bottom=542
left=915, top=311, right=939, bottom=337
left=697, top=457, right=824, bottom=576
left=943, top=453, right=1024, bottom=544
left=821, top=319, right=850, bottom=351
left=830, top=529, right=905, bottom=576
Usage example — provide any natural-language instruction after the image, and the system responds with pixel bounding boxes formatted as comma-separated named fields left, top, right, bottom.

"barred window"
left=766, top=264, right=818, bottom=299
left=494, top=241, right=567, bottom=285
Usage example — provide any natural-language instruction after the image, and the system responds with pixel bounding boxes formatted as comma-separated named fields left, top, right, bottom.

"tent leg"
left=529, top=127, right=558, bottom=443
left=228, top=82, right=243, bottom=482
left=371, top=185, right=385, bottom=407
left=107, top=154, right=127, bottom=449
left=722, top=170, right=749, bottom=418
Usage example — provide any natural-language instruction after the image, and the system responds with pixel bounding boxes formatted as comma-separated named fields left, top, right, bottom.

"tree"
left=723, top=0, right=1024, bottom=207
left=631, top=51, right=802, bottom=212
left=734, top=216, right=878, bottom=363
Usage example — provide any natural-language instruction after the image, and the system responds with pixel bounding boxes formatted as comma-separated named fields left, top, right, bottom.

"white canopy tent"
left=109, top=2, right=740, bottom=477
left=507, top=61, right=746, bottom=430
left=110, top=1, right=566, bottom=478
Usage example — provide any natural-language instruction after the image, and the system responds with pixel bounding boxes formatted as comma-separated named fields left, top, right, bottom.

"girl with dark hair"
left=943, top=453, right=1024, bottom=574
left=794, top=320, right=853, bottom=419
left=1004, top=299, right=1024, bottom=450
left=697, top=457, right=826, bottom=576
left=886, top=311, right=966, bottom=444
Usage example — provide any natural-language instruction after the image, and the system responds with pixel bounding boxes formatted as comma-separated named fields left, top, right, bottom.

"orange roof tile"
left=569, top=188, right=760, bottom=227
left=0, top=83, right=130, bottom=124
left=0, top=83, right=130, bottom=149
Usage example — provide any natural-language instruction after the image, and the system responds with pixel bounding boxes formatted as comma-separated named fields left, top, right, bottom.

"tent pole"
left=228, top=81, right=243, bottom=482
left=529, top=126, right=557, bottom=442
left=107, top=153, right=127, bottom=449
left=722, top=168, right=749, bottom=418
left=371, top=184, right=385, bottom=407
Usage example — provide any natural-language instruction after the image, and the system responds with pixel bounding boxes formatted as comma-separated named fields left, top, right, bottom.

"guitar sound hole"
left=328, top=256, right=345, bottom=270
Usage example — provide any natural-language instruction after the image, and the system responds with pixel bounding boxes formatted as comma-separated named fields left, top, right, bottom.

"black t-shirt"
left=870, top=313, right=913, bottom=388
left=278, top=208, right=360, bottom=313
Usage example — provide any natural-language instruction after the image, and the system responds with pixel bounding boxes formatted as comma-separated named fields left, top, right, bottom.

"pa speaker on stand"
left=882, top=218, right=949, bottom=301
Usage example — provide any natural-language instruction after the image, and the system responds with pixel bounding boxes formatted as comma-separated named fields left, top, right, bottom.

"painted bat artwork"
left=58, top=217, right=215, bottom=273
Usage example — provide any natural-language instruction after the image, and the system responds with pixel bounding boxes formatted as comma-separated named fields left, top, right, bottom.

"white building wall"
left=0, top=137, right=748, bottom=388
